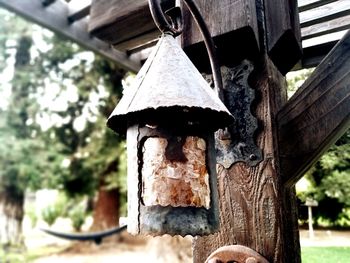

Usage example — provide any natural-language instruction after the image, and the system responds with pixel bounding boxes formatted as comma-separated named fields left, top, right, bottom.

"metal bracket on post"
left=148, top=0, right=261, bottom=168
left=215, top=60, right=262, bottom=168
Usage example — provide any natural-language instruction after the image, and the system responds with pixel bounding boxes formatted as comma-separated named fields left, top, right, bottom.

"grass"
left=0, top=245, right=64, bottom=263
left=2, top=244, right=350, bottom=262
left=302, top=247, right=350, bottom=263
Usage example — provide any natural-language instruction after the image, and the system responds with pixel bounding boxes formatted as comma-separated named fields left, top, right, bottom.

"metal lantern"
left=107, top=34, right=231, bottom=236
left=107, top=0, right=233, bottom=236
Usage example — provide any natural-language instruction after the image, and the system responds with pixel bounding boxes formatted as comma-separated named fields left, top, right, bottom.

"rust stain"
left=142, top=136, right=211, bottom=208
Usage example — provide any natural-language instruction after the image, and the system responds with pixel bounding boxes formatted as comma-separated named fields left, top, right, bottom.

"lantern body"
left=107, top=34, right=232, bottom=236
left=126, top=124, right=219, bottom=236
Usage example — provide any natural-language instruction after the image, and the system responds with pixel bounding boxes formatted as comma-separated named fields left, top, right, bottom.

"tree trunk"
left=0, top=192, right=24, bottom=246
left=90, top=186, right=120, bottom=232
left=90, top=159, right=121, bottom=233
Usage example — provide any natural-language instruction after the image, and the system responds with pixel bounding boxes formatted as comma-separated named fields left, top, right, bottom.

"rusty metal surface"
left=107, top=34, right=232, bottom=134
left=215, top=61, right=262, bottom=168
left=205, top=245, right=270, bottom=263
left=142, top=136, right=211, bottom=208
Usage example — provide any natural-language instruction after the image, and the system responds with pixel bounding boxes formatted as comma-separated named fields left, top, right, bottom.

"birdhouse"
left=107, top=34, right=232, bottom=236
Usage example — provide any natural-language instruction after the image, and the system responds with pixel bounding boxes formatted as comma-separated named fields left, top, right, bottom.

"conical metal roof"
left=107, top=34, right=233, bottom=134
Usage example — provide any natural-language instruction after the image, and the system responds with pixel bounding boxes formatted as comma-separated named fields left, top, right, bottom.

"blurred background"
left=0, top=5, right=349, bottom=263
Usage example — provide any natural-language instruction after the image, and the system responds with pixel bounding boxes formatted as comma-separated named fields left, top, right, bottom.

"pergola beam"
left=68, top=6, right=91, bottom=23
left=68, top=0, right=91, bottom=23
left=301, top=14, right=350, bottom=40
left=0, top=0, right=141, bottom=73
left=278, top=30, right=350, bottom=187
left=42, top=0, right=56, bottom=7
left=298, top=0, right=338, bottom=12
left=299, top=0, right=350, bottom=28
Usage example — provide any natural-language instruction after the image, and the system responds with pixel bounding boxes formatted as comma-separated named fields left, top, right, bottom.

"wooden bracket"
left=278, top=30, right=350, bottom=187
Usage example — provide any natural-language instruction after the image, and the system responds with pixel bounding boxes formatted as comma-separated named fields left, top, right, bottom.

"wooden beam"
left=301, top=40, right=338, bottom=68
left=181, top=0, right=259, bottom=72
left=0, top=0, right=141, bottom=72
left=88, top=0, right=174, bottom=51
left=42, top=0, right=56, bottom=7
left=301, top=14, right=350, bottom=40
left=278, top=30, right=350, bottom=187
left=298, top=0, right=338, bottom=12
left=68, top=6, right=90, bottom=23
left=300, top=0, right=350, bottom=28
left=264, top=0, right=302, bottom=75
left=68, top=0, right=91, bottom=23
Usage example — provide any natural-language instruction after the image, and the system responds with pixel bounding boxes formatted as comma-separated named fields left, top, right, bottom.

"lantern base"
left=129, top=205, right=219, bottom=237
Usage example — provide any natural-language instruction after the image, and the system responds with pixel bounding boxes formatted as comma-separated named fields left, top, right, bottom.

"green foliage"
left=0, top=24, right=43, bottom=204
left=68, top=203, right=87, bottom=232
left=298, top=130, right=350, bottom=225
left=41, top=206, right=60, bottom=226
left=40, top=192, right=67, bottom=226
left=289, top=70, right=350, bottom=226
left=25, top=204, right=38, bottom=228
left=0, top=9, right=128, bottom=237
left=286, top=68, right=314, bottom=98
left=41, top=200, right=61, bottom=227
left=0, top=246, right=26, bottom=263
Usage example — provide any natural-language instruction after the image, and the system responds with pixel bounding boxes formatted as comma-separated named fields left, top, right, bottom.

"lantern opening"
left=141, top=136, right=211, bottom=209
left=127, top=124, right=220, bottom=236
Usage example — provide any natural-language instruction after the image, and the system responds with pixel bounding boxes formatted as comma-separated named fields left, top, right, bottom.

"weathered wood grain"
left=301, top=14, right=350, bottom=40
left=282, top=187, right=301, bottom=263
left=278, top=30, right=350, bottom=187
left=298, top=0, right=338, bottom=12
left=264, top=0, right=302, bottom=75
left=180, top=0, right=259, bottom=72
left=0, top=0, right=141, bottom=72
left=193, top=57, right=288, bottom=263
left=114, top=32, right=158, bottom=52
left=299, top=0, right=350, bottom=28
left=88, top=0, right=174, bottom=51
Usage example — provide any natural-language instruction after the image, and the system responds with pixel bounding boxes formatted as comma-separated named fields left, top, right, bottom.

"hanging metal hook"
left=148, top=0, right=183, bottom=36
left=148, top=0, right=224, bottom=102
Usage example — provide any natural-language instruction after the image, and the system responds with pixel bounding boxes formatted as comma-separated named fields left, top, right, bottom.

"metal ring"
left=148, top=0, right=224, bottom=102
left=148, top=0, right=183, bottom=36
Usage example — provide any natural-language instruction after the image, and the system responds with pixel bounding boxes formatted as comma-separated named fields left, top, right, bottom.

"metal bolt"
left=249, top=154, right=257, bottom=161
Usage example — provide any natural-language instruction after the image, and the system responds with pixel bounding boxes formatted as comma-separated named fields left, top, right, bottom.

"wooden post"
left=180, top=1, right=302, bottom=262
left=192, top=55, right=290, bottom=263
